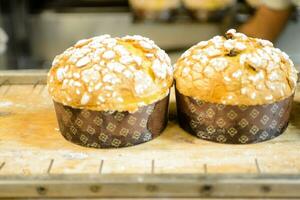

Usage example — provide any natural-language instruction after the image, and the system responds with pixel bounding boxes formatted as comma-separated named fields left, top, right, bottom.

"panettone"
left=129, top=0, right=180, bottom=11
left=47, top=35, right=173, bottom=112
left=174, top=29, right=298, bottom=105
left=182, top=0, right=235, bottom=10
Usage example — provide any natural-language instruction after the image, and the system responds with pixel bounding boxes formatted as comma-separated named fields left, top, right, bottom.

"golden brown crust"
left=129, top=0, right=180, bottom=11
left=182, top=0, right=235, bottom=10
left=47, top=35, right=173, bottom=112
left=174, top=29, right=298, bottom=105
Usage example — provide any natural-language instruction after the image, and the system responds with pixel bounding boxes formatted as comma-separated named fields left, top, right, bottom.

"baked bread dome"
left=174, top=29, right=298, bottom=105
left=47, top=35, right=173, bottom=112
left=129, top=0, right=180, bottom=11
left=182, top=0, right=235, bottom=11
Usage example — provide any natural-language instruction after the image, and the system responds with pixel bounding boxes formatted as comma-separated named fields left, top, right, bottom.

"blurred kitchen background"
left=0, top=0, right=299, bottom=70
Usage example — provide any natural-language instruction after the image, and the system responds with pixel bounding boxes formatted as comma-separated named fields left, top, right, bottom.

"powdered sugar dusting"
left=48, top=34, right=173, bottom=112
left=174, top=29, right=298, bottom=105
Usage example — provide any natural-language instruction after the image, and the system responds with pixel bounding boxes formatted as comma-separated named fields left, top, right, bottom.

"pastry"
left=129, top=0, right=180, bottom=21
left=182, top=0, right=236, bottom=21
left=47, top=34, right=173, bottom=148
left=174, top=29, right=298, bottom=144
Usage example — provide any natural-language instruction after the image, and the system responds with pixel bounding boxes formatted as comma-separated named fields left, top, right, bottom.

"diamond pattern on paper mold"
left=119, top=128, right=129, bottom=136
left=250, top=109, right=259, bottom=119
left=270, top=120, right=277, bottom=129
left=238, top=119, right=249, bottom=128
left=128, top=116, right=137, bottom=125
left=53, top=95, right=169, bottom=148
left=206, top=108, right=215, bottom=118
left=175, top=89, right=292, bottom=144
left=227, top=127, right=237, bottom=137
left=196, top=115, right=205, bottom=124
left=70, top=125, right=78, bottom=134
left=98, top=133, right=108, bottom=142
left=216, top=118, right=226, bottom=128
left=190, top=120, right=198, bottom=129
left=93, top=116, right=103, bottom=126
left=189, top=104, right=197, bottom=113
left=132, top=131, right=142, bottom=140
left=80, top=134, right=88, bottom=144
left=75, top=118, right=83, bottom=127
left=81, top=110, right=91, bottom=118
left=66, top=132, right=72, bottom=140
left=271, top=104, right=279, bottom=113
left=259, top=131, right=269, bottom=140
left=227, top=110, right=237, bottom=120
left=250, top=125, right=259, bottom=135
left=197, top=131, right=210, bottom=139
left=139, top=119, right=147, bottom=128
left=143, top=132, right=152, bottom=141
left=239, top=105, right=248, bottom=111
left=87, top=125, right=96, bottom=135
left=260, top=115, right=270, bottom=125
left=114, top=113, right=125, bottom=121
left=111, top=138, right=121, bottom=147
left=217, top=135, right=226, bottom=143
left=206, top=125, right=216, bottom=134
left=239, top=135, right=249, bottom=144
left=146, top=106, right=154, bottom=115
left=216, top=104, right=225, bottom=110
left=106, top=122, right=116, bottom=132
left=195, top=99, right=204, bottom=106
left=278, top=108, right=285, bottom=117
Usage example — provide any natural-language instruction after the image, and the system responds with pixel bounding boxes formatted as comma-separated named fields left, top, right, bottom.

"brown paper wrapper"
left=175, top=89, right=293, bottom=144
left=53, top=95, right=169, bottom=148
